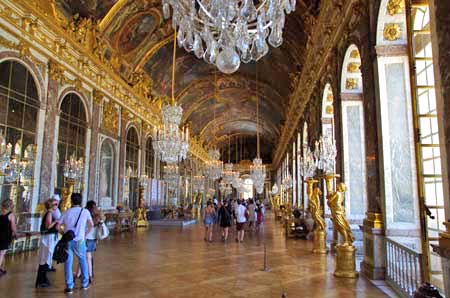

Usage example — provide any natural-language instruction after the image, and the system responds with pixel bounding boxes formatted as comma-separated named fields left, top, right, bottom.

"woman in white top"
left=235, top=200, right=247, bottom=243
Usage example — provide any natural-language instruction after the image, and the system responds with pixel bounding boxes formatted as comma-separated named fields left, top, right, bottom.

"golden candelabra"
left=61, top=179, right=75, bottom=212
left=325, top=174, right=358, bottom=278
left=307, top=178, right=327, bottom=254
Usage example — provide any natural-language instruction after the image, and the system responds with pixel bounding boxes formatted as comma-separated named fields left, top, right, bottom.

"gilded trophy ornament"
left=387, top=0, right=405, bottom=16
left=384, top=23, right=402, bottom=41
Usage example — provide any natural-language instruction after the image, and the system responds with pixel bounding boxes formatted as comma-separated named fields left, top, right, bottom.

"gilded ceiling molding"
left=98, top=0, right=129, bottom=33
left=272, top=0, right=360, bottom=167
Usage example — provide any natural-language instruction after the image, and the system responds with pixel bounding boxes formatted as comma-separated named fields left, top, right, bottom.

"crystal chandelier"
left=164, top=164, right=180, bottom=191
left=162, top=0, right=296, bottom=73
left=193, top=174, right=205, bottom=193
left=153, top=32, right=189, bottom=164
left=250, top=64, right=266, bottom=194
left=299, top=146, right=317, bottom=179
left=205, top=148, right=223, bottom=180
left=0, top=134, right=35, bottom=183
left=314, top=135, right=337, bottom=174
left=223, top=162, right=234, bottom=184
left=271, top=183, right=279, bottom=195
left=231, top=171, right=241, bottom=188
left=63, top=155, right=84, bottom=181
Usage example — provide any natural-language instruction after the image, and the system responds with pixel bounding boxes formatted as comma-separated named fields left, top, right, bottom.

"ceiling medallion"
left=162, top=0, right=297, bottom=74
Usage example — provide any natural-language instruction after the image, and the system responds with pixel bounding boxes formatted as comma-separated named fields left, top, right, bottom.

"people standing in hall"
left=0, top=199, right=16, bottom=278
left=203, top=201, right=216, bottom=242
left=247, top=199, right=256, bottom=230
left=235, top=199, right=247, bottom=243
left=59, top=193, right=93, bottom=293
left=255, top=201, right=265, bottom=232
left=36, top=198, right=60, bottom=288
left=76, top=200, right=102, bottom=284
left=218, top=200, right=232, bottom=242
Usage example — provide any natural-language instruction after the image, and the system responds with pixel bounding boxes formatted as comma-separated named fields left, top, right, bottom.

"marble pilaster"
left=117, top=114, right=127, bottom=205
left=39, top=77, right=59, bottom=203
left=87, top=98, right=102, bottom=202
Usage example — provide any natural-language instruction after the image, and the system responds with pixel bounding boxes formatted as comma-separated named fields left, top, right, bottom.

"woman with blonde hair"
left=0, top=199, right=16, bottom=278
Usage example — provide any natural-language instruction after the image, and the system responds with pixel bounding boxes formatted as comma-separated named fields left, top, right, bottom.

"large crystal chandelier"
left=162, top=0, right=296, bottom=74
left=193, top=174, right=205, bottom=193
left=314, top=135, right=337, bottom=174
left=250, top=65, right=266, bottom=194
left=63, top=155, right=84, bottom=181
left=0, top=135, right=35, bottom=183
left=205, top=148, right=223, bottom=180
left=153, top=32, right=189, bottom=164
left=223, top=162, right=234, bottom=184
left=163, top=164, right=180, bottom=190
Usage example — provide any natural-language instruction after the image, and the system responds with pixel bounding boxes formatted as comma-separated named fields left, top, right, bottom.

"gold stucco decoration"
left=347, top=62, right=361, bottom=73
left=349, top=50, right=360, bottom=58
left=325, top=105, right=334, bottom=115
left=387, top=0, right=405, bottom=16
left=102, top=101, right=119, bottom=135
left=384, top=23, right=402, bottom=41
left=345, top=78, right=358, bottom=90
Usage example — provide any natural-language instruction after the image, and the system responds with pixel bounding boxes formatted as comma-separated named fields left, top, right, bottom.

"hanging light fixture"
left=153, top=32, right=189, bottom=164
left=250, top=63, right=266, bottom=194
left=314, top=135, right=337, bottom=174
left=162, top=0, right=296, bottom=74
left=205, top=69, right=223, bottom=180
left=222, top=135, right=234, bottom=184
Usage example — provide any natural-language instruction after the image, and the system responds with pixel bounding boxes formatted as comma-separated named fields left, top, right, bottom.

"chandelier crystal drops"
left=162, top=0, right=296, bottom=74
left=223, top=163, right=234, bottom=184
left=163, top=164, right=180, bottom=190
left=298, top=146, right=317, bottom=179
left=193, top=175, right=206, bottom=193
left=63, top=155, right=84, bottom=181
left=250, top=157, right=266, bottom=194
left=205, top=148, right=223, bottom=180
left=314, top=135, right=337, bottom=174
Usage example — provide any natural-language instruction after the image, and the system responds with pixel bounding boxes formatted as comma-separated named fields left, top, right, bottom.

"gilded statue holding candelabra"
left=308, top=181, right=325, bottom=231
left=327, top=182, right=354, bottom=246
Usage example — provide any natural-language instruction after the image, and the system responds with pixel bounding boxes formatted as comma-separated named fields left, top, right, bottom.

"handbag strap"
left=74, top=208, right=83, bottom=228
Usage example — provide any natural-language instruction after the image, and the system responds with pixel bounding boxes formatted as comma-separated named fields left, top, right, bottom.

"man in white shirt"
left=235, top=199, right=247, bottom=243
left=59, top=193, right=93, bottom=293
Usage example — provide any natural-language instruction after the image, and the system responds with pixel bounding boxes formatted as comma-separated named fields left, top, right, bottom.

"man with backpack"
left=59, top=193, right=93, bottom=294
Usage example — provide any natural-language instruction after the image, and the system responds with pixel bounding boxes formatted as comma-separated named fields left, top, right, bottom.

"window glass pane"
left=7, top=99, right=24, bottom=128
left=23, top=105, right=38, bottom=132
left=10, top=62, right=27, bottom=95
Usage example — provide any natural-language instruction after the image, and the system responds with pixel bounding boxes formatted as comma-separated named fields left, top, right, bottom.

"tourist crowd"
left=203, top=197, right=265, bottom=243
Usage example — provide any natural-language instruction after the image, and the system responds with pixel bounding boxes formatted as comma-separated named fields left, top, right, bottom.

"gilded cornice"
left=0, top=0, right=209, bottom=163
left=272, top=0, right=360, bottom=167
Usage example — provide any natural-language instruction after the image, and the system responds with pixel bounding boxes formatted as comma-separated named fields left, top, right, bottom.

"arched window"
left=57, top=93, right=87, bottom=192
left=125, top=126, right=139, bottom=209
left=302, top=123, right=309, bottom=208
left=98, top=139, right=114, bottom=209
left=340, top=45, right=367, bottom=221
left=0, top=60, right=40, bottom=222
left=125, top=127, right=139, bottom=175
left=145, top=136, right=154, bottom=178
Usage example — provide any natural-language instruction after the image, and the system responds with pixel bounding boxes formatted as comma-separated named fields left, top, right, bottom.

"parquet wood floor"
left=0, top=213, right=388, bottom=298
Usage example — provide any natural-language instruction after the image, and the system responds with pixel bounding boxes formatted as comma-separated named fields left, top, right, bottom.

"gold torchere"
left=61, top=179, right=75, bottom=212
left=307, top=178, right=327, bottom=254
left=326, top=179, right=358, bottom=278
left=136, top=185, right=149, bottom=227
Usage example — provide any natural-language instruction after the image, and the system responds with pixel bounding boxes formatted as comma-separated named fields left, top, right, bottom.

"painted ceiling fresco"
left=57, top=0, right=322, bottom=163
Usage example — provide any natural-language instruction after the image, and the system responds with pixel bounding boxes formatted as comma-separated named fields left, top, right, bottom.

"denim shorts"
left=86, top=239, right=97, bottom=252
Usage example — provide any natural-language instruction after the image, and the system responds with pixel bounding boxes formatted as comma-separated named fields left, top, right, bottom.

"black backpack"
left=52, top=240, right=68, bottom=264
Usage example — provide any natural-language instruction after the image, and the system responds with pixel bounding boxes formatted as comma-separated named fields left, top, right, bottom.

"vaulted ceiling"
left=56, top=0, right=321, bottom=163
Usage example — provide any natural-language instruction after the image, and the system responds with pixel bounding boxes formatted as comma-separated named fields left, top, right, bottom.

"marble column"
left=39, top=77, right=59, bottom=203
left=87, top=91, right=102, bottom=202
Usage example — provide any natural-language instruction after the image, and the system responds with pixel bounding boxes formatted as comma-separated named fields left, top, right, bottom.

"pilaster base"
left=360, top=212, right=385, bottom=280
left=334, top=245, right=358, bottom=278
left=312, top=230, right=328, bottom=254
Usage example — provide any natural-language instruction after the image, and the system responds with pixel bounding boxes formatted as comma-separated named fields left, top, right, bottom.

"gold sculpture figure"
left=327, top=182, right=354, bottom=246
left=310, top=186, right=326, bottom=231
